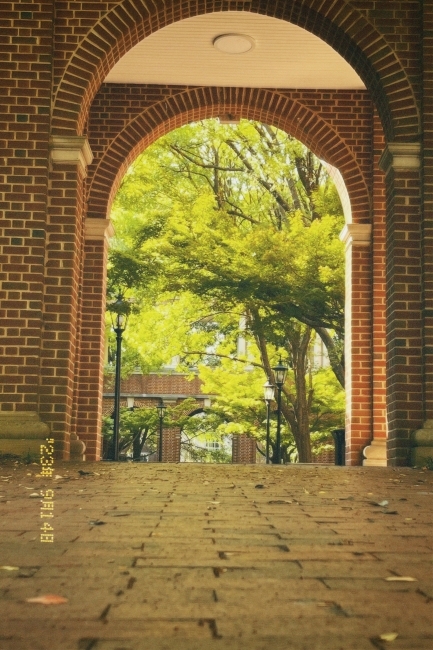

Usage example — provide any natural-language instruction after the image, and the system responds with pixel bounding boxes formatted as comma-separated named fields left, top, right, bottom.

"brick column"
left=363, top=113, right=388, bottom=467
left=379, top=143, right=423, bottom=466
left=340, top=223, right=373, bottom=465
left=41, top=136, right=93, bottom=459
left=411, top=8, right=433, bottom=465
left=73, top=218, right=114, bottom=461
left=232, top=435, right=257, bottom=464
left=159, top=427, right=181, bottom=462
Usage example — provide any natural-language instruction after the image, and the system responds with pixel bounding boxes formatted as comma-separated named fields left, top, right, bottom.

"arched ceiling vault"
left=105, top=12, right=365, bottom=90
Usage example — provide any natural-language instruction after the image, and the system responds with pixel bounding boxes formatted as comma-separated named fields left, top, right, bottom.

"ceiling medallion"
left=213, top=33, right=255, bottom=54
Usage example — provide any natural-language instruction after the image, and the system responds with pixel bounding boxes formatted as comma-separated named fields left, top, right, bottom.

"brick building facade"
left=0, top=1, right=431, bottom=467
left=102, top=371, right=257, bottom=463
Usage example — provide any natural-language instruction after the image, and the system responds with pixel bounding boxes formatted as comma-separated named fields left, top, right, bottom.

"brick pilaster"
left=410, top=5, right=433, bottom=465
left=363, top=111, right=388, bottom=467
left=75, top=218, right=114, bottom=461
left=232, top=435, right=257, bottom=464
left=340, top=224, right=373, bottom=465
left=421, top=2, right=433, bottom=423
left=160, top=427, right=181, bottom=463
left=41, top=136, right=93, bottom=458
left=379, top=143, right=423, bottom=465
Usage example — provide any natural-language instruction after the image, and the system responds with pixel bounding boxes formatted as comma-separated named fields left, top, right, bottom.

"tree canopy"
left=107, top=119, right=346, bottom=462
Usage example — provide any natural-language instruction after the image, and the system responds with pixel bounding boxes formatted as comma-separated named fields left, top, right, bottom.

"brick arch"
left=52, top=1, right=418, bottom=142
left=87, top=87, right=371, bottom=224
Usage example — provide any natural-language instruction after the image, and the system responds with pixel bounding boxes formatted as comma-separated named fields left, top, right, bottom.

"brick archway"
left=87, top=87, right=372, bottom=224
left=76, top=84, right=387, bottom=464
left=1, top=2, right=429, bottom=469
left=51, top=1, right=419, bottom=142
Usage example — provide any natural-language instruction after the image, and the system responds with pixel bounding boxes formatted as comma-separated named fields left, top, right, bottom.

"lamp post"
left=271, top=358, right=288, bottom=464
left=108, top=294, right=129, bottom=462
left=263, top=380, right=275, bottom=464
left=156, top=400, right=166, bottom=462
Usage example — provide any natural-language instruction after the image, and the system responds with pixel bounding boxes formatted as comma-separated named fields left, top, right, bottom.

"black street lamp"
left=263, top=380, right=275, bottom=464
left=108, top=294, right=130, bottom=461
left=271, top=358, right=288, bottom=464
left=156, top=400, right=167, bottom=462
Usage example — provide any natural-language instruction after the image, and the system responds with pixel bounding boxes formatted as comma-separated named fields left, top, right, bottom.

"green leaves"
left=107, top=118, right=346, bottom=461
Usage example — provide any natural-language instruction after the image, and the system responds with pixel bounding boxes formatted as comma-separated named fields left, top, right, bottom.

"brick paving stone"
left=0, top=461, right=432, bottom=649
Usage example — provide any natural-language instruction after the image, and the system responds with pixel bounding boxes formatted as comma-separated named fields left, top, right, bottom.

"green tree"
left=108, top=119, right=345, bottom=462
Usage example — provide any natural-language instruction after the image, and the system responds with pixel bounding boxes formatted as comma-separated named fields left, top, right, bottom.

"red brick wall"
left=103, top=372, right=204, bottom=397
left=0, top=3, right=53, bottom=415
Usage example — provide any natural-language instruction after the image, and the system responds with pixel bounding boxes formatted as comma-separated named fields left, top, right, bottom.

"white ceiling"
left=104, top=12, right=365, bottom=89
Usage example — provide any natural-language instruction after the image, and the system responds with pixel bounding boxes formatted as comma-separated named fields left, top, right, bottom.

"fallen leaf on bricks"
left=385, top=576, right=417, bottom=582
left=0, top=566, right=19, bottom=571
left=268, top=500, right=292, bottom=504
left=26, top=594, right=68, bottom=605
left=255, top=484, right=265, bottom=489
left=379, top=633, right=398, bottom=642
left=18, top=568, right=39, bottom=578
left=372, top=500, right=389, bottom=507
left=213, top=567, right=227, bottom=577
left=89, top=520, right=106, bottom=526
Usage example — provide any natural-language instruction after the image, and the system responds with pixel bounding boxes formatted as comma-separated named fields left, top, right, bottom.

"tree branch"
left=183, top=350, right=263, bottom=369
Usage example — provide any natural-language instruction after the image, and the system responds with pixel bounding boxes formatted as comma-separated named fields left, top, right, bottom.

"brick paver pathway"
left=0, top=462, right=432, bottom=649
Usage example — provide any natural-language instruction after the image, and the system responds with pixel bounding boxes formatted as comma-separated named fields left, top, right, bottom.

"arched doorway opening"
left=88, top=112, right=380, bottom=466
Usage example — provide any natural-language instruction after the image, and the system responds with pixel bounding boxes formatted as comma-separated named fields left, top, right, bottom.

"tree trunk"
left=247, top=306, right=313, bottom=463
